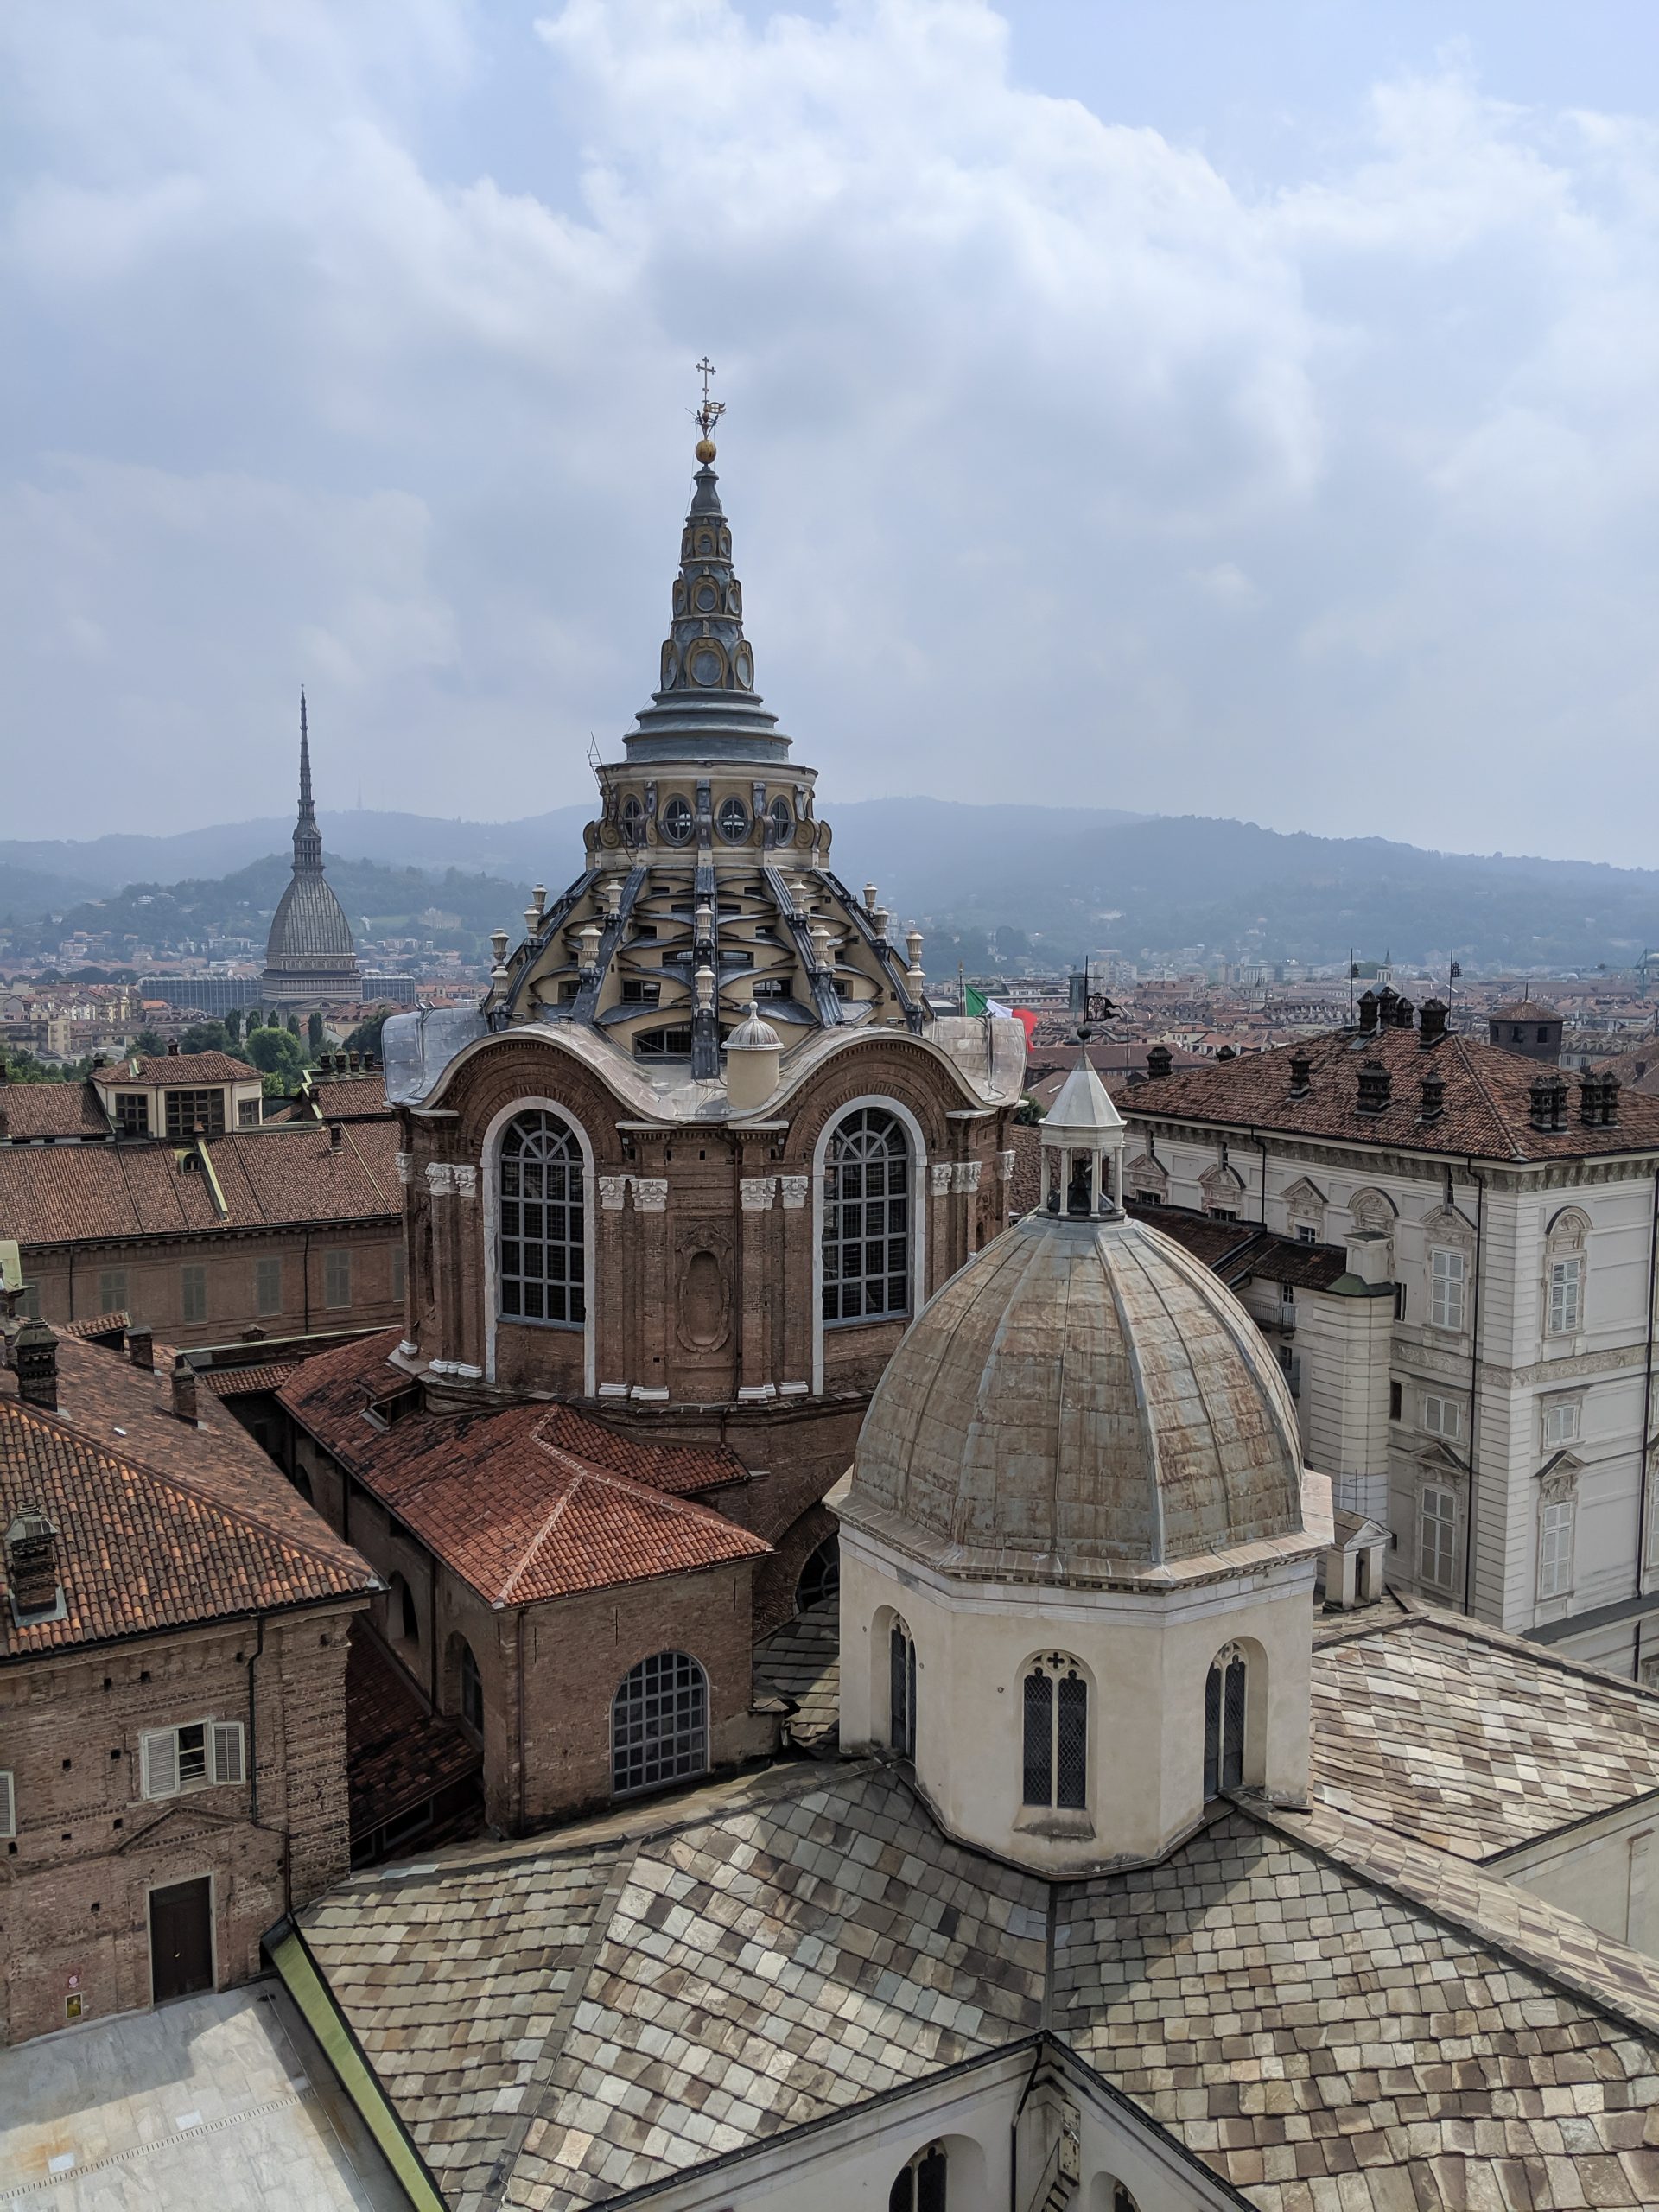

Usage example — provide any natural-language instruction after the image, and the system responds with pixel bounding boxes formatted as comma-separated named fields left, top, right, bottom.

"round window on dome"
left=660, top=795, right=694, bottom=843
left=717, top=796, right=749, bottom=843
left=768, top=794, right=793, bottom=842
left=620, top=794, right=646, bottom=845
left=690, top=645, right=724, bottom=686
left=694, top=581, right=719, bottom=613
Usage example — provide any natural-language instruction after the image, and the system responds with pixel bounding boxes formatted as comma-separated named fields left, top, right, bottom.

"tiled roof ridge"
left=0, top=1392, right=370, bottom=1590
left=1246, top=1794, right=1659, bottom=2044
left=1391, top=1594, right=1659, bottom=1712
left=1446, top=1028, right=1527, bottom=1160
left=59, top=1308, right=132, bottom=1339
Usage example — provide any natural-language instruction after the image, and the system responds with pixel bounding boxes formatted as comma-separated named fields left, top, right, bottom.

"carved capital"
left=395, top=1150, right=414, bottom=1185
left=740, top=1175, right=779, bottom=1212
left=929, top=1163, right=954, bottom=1198
left=996, top=1149, right=1016, bottom=1183
left=779, top=1174, right=809, bottom=1211
left=452, top=1164, right=479, bottom=1199
left=424, top=1162, right=455, bottom=1197
left=632, top=1177, right=670, bottom=1214
left=957, top=1160, right=982, bottom=1193
left=598, top=1175, right=630, bottom=1211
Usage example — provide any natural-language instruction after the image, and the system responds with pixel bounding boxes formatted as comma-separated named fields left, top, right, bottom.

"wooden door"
left=149, top=1877, right=213, bottom=2005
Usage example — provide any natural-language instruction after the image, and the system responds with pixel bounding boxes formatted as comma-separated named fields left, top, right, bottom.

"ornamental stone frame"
left=810, top=1094, right=929, bottom=1398
left=479, top=1096, right=598, bottom=1397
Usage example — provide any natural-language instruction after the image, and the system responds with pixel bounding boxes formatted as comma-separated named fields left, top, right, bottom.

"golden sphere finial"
left=695, top=436, right=717, bottom=464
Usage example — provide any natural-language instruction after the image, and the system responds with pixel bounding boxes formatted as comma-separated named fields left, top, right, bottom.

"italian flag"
left=964, top=985, right=1038, bottom=1042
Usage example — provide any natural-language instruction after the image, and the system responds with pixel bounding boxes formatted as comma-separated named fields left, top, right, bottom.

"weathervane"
left=694, top=354, right=726, bottom=460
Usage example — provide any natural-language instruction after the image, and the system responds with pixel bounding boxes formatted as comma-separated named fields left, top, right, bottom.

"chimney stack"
left=1357, top=1059, right=1391, bottom=1116
left=1288, top=1051, right=1312, bottom=1097
left=126, top=1324, right=155, bottom=1371
left=1529, top=1072, right=1568, bottom=1133
left=168, top=1039, right=180, bottom=1056
left=5, top=1507, right=61, bottom=1619
left=1146, top=1044, right=1173, bottom=1080
left=1420, top=1068, right=1445, bottom=1124
left=14, top=1317, right=60, bottom=1412
left=1419, top=999, right=1449, bottom=1046
left=1392, top=995, right=1415, bottom=1029
left=171, top=1355, right=199, bottom=1425
left=348, top=1050, right=360, bottom=1071
left=1357, top=991, right=1379, bottom=1036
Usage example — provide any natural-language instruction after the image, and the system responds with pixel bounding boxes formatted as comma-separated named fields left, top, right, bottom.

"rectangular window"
left=139, top=1720, right=244, bottom=1799
left=238, top=1097, right=262, bottom=1128
left=324, top=1249, right=352, bottom=1310
left=1429, top=1247, right=1466, bottom=1332
left=1548, top=1255, right=1583, bottom=1337
left=1207, top=1207, right=1237, bottom=1223
left=1389, top=1380, right=1402, bottom=1421
left=1280, top=1281, right=1295, bottom=1307
left=1542, top=1398, right=1582, bottom=1447
left=1420, top=1484, right=1457, bottom=1592
left=1422, top=1393, right=1464, bottom=1441
left=99, top=1268, right=128, bottom=1315
left=391, top=1246, right=406, bottom=1302
left=255, top=1256, right=283, bottom=1317
left=181, top=1265, right=207, bottom=1325
left=114, top=1092, right=149, bottom=1135
left=1538, top=1497, right=1575, bottom=1599
left=619, top=979, right=661, bottom=1003
left=165, top=1088, right=226, bottom=1138
left=1296, top=1224, right=1317, bottom=1244
left=0, top=1769, right=13, bottom=1838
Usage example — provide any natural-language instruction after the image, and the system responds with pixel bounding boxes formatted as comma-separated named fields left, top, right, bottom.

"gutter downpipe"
left=1634, top=1165, right=1659, bottom=1679
left=1461, top=1162, right=1486, bottom=1621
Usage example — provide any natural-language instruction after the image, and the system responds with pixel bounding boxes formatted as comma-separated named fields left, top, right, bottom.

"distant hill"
left=5, top=799, right=1659, bottom=971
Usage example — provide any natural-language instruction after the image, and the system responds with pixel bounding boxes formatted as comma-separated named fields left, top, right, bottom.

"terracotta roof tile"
left=0, top=1336, right=372, bottom=1655
left=199, top=1360, right=307, bottom=1398
left=90, top=1052, right=259, bottom=1085
left=279, top=1333, right=768, bottom=1606
left=345, top=1618, right=480, bottom=1839
left=0, top=1119, right=400, bottom=1245
left=1132, top=1022, right=1659, bottom=1162
left=0, top=1080, right=111, bottom=1140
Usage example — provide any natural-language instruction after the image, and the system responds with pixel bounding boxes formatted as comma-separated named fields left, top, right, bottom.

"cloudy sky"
left=4, top=1, right=1658, bottom=861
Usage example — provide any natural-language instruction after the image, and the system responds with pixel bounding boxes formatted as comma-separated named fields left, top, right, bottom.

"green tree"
left=180, top=1021, right=230, bottom=1056
left=343, top=1008, right=391, bottom=1059
left=134, top=1027, right=166, bottom=1057
left=223, top=1007, right=242, bottom=1042
left=245, top=1025, right=305, bottom=1093
left=1014, top=1095, right=1045, bottom=1126
left=285, top=1013, right=302, bottom=1039
left=308, top=1010, right=325, bottom=1056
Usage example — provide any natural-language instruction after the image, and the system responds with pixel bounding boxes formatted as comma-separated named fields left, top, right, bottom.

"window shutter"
left=212, top=1721, right=245, bottom=1787
left=140, top=1730, right=178, bottom=1798
left=0, top=1770, right=14, bottom=1838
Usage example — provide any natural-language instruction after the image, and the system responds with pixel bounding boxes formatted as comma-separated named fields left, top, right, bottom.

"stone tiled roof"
left=0, top=1118, right=401, bottom=1244
left=280, top=1332, right=768, bottom=1605
left=1057, top=1806, right=1659, bottom=2210
left=1131, top=1023, right=1659, bottom=1162
left=199, top=1359, right=307, bottom=1399
left=0, top=1079, right=111, bottom=1139
left=753, top=1599, right=840, bottom=1748
left=0, top=1334, right=372, bottom=1655
left=294, top=1764, right=1048, bottom=2212
left=1309, top=1610, right=1659, bottom=1861
left=289, top=1758, right=1659, bottom=2212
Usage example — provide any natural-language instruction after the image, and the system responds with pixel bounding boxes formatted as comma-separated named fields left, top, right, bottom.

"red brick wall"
left=0, top=1603, right=361, bottom=2044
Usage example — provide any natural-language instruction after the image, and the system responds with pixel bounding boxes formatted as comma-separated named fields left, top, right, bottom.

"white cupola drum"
left=1039, top=1040, right=1127, bottom=1218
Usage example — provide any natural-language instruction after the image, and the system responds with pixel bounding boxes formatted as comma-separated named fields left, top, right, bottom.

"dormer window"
left=164, top=1088, right=226, bottom=1138
left=114, top=1093, right=149, bottom=1135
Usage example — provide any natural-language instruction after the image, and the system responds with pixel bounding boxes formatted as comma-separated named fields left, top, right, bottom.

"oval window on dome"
left=690, top=645, right=723, bottom=686
left=716, top=796, right=749, bottom=843
left=734, top=645, right=753, bottom=689
left=660, top=794, right=694, bottom=843
left=620, top=794, right=646, bottom=846
left=694, top=581, right=719, bottom=613
left=768, top=794, right=793, bottom=842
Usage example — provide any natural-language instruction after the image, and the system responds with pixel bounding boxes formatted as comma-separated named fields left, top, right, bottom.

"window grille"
left=611, top=1650, right=708, bottom=1796
left=1548, top=1255, right=1583, bottom=1337
left=1420, top=1484, right=1457, bottom=1591
left=1422, top=1393, right=1464, bottom=1441
left=114, top=1093, right=149, bottom=1135
left=238, top=1097, right=261, bottom=1127
left=165, top=1088, right=226, bottom=1138
left=499, top=1111, right=585, bottom=1324
left=1428, top=1247, right=1466, bottom=1331
left=1538, top=1497, right=1575, bottom=1599
left=323, top=1249, right=352, bottom=1310
left=99, top=1268, right=127, bottom=1315
left=823, top=1109, right=910, bottom=1323
left=255, top=1257, right=283, bottom=1316
left=1203, top=1649, right=1247, bottom=1797
left=1296, top=1224, right=1317, bottom=1244
left=1021, top=1657, right=1087, bottom=1810
left=0, top=1770, right=13, bottom=1838
left=889, top=1620, right=917, bottom=1761
left=634, top=1026, right=695, bottom=1058
left=181, top=1265, right=207, bottom=1325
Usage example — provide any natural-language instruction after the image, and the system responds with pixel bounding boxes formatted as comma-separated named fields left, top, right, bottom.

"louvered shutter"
left=211, top=1721, right=245, bottom=1787
left=140, top=1730, right=178, bottom=1798
left=0, top=1770, right=14, bottom=1838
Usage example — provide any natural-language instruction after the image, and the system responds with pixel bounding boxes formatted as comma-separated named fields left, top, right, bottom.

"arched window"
left=612, top=1650, right=709, bottom=1797
left=889, top=1618, right=917, bottom=1761
left=1203, top=1643, right=1246, bottom=1798
left=796, top=1536, right=840, bottom=1612
left=1022, top=1655, right=1087, bottom=1810
left=387, top=1572, right=419, bottom=1656
left=455, top=1636, right=483, bottom=1734
left=823, top=1108, right=910, bottom=1324
left=889, top=2144, right=946, bottom=2212
left=499, top=1110, right=585, bottom=1325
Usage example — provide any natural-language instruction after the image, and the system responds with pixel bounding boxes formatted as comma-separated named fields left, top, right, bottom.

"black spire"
left=293, top=690, right=322, bottom=871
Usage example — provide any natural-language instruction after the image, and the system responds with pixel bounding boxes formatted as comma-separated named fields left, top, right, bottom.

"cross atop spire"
left=694, top=355, right=725, bottom=454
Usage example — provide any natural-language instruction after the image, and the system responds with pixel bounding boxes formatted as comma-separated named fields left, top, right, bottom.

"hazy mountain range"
left=4, top=802, right=1659, bottom=972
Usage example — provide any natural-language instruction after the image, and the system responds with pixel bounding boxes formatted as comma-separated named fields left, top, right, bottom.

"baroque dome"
left=841, top=1208, right=1306, bottom=1586
left=266, top=869, right=355, bottom=963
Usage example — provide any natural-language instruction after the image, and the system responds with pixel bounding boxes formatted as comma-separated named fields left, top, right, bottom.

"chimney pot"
left=1357, top=1058, right=1392, bottom=1116
left=348, top=1050, right=360, bottom=1071
left=328, top=1122, right=344, bottom=1152
left=1147, top=1044, right=1173, bottom=1080
left=126, top=1324, right=154, bottom=1371
left=1288, top=1051, right=1312, bottom=1096
left=5, top=1506, right=61, bottom=1618
left=170, top=1355, right=199, bottom=1425
left=168, top=1039, right=180, bottom=1055
left=1420, top=1068, right=1445, bottom=1124
left=1419, top=999, right=1449, bottom=1046
left=1357, top=991, right=1379, bottom=1036
left=13, top=1317, right=59, bottom=1412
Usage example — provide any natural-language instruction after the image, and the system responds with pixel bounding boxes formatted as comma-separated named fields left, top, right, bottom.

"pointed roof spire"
left=298, top=688, right=315, bottom=823
left=625, top=361, right=791, bottom=765
left=291, top=689, right=322, bottom=871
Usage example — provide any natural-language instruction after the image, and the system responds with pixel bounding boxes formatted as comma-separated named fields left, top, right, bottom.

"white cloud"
left=1, top=1, right=1657, bottom=863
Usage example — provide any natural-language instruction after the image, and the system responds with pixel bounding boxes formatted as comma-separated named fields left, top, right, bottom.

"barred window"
left=823, top=1109, right=910, bottom=1324
left=1203, top=1645, right=1247, bottom=1798
left=114, top=1092, right=149, bottom=1135
left=165, top=1088, right=226, bottom=1138
left=612, top=1650, right=708, bottom=1796
left=889, top=1618, right=917, bottom=1761
left=499, top=1110, right=586, bottom=1325
left=796, top=1536, right=840, bottom=1612
left=888, top=2145, right=947, bottom=2212
left=1021, top=1656, right=1087, bottom=1810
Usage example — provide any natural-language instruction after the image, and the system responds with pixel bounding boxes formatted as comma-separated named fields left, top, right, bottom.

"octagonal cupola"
left=1038, top=1044, right=1126, bottom=1217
